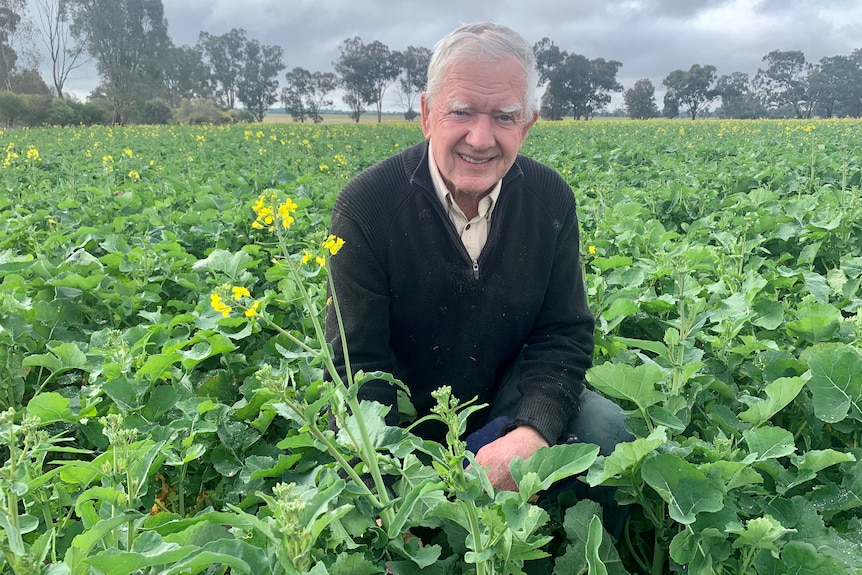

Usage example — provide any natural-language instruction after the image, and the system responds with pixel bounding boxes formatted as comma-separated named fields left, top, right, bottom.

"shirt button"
left=465, top=224, right=471, bottom=230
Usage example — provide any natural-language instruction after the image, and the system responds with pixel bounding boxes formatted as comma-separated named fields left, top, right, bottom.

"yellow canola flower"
left=210, top=293, right=232, bottom=317
left=232, top=286, right=251, bottom=300
left=277, top=198, right=297, bottom=229
left=128, top=170, right=140, bottom=180
left=302, top=251, right=312, bottom=264
left=316, top=256, right=326, bottom=267
left=244, top=300, right=260, bottom=317
left=26, top=147, right=40, bottom=160
left=323, top=235, right=345, bottom=256
left=588, top=245, right=597, bottom=255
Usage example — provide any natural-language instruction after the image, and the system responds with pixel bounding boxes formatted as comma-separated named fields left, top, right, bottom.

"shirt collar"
left=427, top=141, right=501, bottom=221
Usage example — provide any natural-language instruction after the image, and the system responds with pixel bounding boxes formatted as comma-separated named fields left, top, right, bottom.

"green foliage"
left=2, top=119, right=862, bottom=574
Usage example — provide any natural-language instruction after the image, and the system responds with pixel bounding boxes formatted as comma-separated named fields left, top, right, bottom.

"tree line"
left=1, top=0, right=861, bottom=126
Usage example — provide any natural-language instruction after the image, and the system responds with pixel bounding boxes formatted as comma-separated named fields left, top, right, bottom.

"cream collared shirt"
left=427, top=142, right=501, bottom=262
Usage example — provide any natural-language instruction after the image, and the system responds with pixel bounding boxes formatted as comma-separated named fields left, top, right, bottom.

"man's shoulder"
left=343, top=141, right=428, bottom=198
left=332, top=141, right=429, bottom=225
left=511, top=154, right=577, bottom=210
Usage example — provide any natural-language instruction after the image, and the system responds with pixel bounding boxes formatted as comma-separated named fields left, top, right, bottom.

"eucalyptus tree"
left=662, top=64, right=718, bottom=120
left=283, top=66, right=336, bottom=123
left=334, top=36, right=400, bottom=123
left=198, top=28, right=247, bottom=110
left=623, top=78, right=659, bottom=119
left=533, top=37, right=622, bottom=120
left=32, top=0, right=88, bottom=99
left=66, top=0, right=169, bottom=123
left=397, top=45, right=431, bottom=121
left=754, top=50, right=814, bottom=119
left=236, top=37, right=284, bottom=121
left=0, top=0, right=34, bottom=91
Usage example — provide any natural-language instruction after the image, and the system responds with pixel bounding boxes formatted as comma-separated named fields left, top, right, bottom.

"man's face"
left=421, top=55, right=536, bottom=204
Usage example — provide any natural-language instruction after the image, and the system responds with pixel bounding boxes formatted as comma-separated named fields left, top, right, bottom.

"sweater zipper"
left=472, top=260, right=479, bottom=280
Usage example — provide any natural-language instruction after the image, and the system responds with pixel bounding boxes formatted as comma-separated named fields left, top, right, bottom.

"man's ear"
left=420, top=92, right=431, bottom=138
left=520, top=110, right=539, bottom=144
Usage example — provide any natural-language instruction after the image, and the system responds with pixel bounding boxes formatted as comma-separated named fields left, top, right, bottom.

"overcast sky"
left=49, top=0, right=862, bottom=111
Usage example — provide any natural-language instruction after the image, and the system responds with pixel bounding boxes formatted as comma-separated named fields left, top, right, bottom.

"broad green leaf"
left=48, top=272, right=107, bottom=290
left=554, top=500, right=629, bottom=575
left=738, top=376, right=807, bottom=427
left=751, top=299, right=784, bottom=330
left=592, top=255, right=633, bottom=273
left=641, top=453, right=724, bottom=525
left=786, top=303, right=842, bottom=344
left=386, top=479, right=446, bottom=539
left=136, top=351, right=182, bottom=384
left=84, top=535, right=196, bottom=575
left=192, top=249, right=255, bottom=278
left=510, top=442, right=599, bottom=499
left=586, top=427, right=667, bottom=487
left=585, top=515, right=609, bottom=575
left=585, top=362, right=665, bottom=412
left=728, top=515, right=795, bottom=551
left=802, top=270, right=830, bottom=303
left=23, top=341, right=89, bottom=373
left=27, top=391, right=76, bottom=424
left=805, top=344, right=862, bottom=423
left=743, top=426, right=796, bottom=461
left=793, top=449, right=856, bottom=474
left=778, top=541, right=849, bottom=575
left=330, top=552, right=381, bottom=575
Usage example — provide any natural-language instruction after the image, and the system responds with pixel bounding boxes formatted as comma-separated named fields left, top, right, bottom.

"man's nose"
left=465, top=114, right=495, bottom=149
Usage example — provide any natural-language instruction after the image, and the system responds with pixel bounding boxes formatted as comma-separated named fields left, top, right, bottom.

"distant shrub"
left=174, top=98, right=233, bottom=125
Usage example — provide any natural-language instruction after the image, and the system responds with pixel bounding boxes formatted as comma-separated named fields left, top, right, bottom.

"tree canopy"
left=333, top=36, right=400, bottom=123
left=5, top=0, right=862, bottom=125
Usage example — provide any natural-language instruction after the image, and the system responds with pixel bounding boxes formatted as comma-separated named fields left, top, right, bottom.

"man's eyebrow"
left=448, top=100, right=523, bottom=115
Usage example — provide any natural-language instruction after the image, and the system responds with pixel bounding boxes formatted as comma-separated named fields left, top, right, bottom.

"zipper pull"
left=472, top=260, right=479, bottom=280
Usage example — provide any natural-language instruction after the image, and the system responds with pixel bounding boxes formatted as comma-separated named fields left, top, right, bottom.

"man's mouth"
left=459, top=154, right=493, bottom=164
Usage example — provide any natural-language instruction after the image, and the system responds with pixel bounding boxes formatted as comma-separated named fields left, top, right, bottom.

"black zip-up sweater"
left=325, top=141, right=594, bottom=445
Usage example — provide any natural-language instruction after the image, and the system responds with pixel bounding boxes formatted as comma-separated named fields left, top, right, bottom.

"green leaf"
left=510, top=442, right=599, bottom=499
left=793, top=449, right=855, bottom=473
left=641, top=453, right=724, bottom=525
left=743, top=426, right=796, bottom=461
left=777, top=541, right=849, bottom=575
left=786, top=303, right=842, bottom=343
left=27, top=392, right=76, bottom=424
left=805, top=344, right=862, bottom=423
left=330, top=552, right=381, bottom=575
left=738, top=376, right=807, bottom=427
left=386, top=479, right=446, bottom=539
left=585, top=363, right=665, bottom=412
left=586, top=427, right=667, bottom=487
left=136, top=351, right=182, bottom=384
left=23, top=341, right=89, bottom=373
left=554, top=500, right=629, bottom=575
left=728, top=515, right=795, bottom=551
left=585, top=515, right=610, bottom=575
left=192, top=249, right=255, bottom=278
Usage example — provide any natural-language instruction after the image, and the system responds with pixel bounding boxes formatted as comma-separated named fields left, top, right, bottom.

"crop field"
left=1, top=118, right=862, bottom=575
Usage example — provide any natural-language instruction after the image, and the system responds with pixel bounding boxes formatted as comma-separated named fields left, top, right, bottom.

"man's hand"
left=473, top=425, right=549, bottom=491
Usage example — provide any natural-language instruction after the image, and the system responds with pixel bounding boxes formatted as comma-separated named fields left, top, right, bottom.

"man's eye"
left=498, top=114, right=513, bottom=122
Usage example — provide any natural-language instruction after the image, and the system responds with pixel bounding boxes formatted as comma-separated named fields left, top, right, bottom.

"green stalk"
left=278, top=394, right=385, bottom=511
left=276, top=233, right=395, bottom=527
left=178, top=462, right=187, bottom=517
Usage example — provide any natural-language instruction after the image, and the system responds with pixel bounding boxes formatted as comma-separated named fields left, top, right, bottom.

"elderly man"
left=325, top=22, right=627, bottom=494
